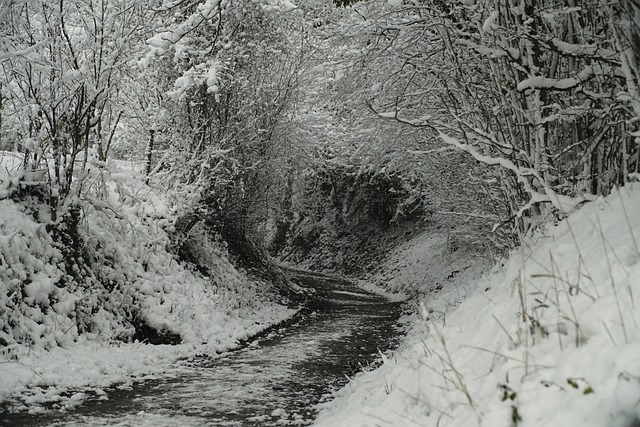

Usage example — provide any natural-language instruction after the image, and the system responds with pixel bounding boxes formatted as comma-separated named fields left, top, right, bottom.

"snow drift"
left=315, top=185, right=640, bottom=427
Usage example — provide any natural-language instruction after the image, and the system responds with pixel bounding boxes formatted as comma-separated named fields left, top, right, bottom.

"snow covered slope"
left=0, top=158, right=297, bottom=412
left=315, top=185, right=640, bottom=427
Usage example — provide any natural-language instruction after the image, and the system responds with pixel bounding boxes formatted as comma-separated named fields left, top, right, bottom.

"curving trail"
left=3, top=273, right=404, bottom=426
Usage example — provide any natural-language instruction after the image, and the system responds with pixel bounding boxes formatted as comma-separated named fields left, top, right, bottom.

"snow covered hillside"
left=0, top=157, right=297, bottom=412
left=315, top=185, right=640, bottom=427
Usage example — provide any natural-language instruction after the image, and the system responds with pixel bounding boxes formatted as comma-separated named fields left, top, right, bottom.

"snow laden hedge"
left=0, top=200, right=72, bottom=352
left=0, top=161, right=292, bottom=361
left=315, top=185, right=640, bottom=427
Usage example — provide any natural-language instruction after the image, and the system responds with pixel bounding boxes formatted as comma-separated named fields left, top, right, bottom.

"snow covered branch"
left=437, top=132, right=585, bottom=216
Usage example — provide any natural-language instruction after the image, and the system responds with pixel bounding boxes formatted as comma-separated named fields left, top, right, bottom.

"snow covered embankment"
left=0, top=159, right=296, bottom=413
left=315, top=185, right=640, bottom=427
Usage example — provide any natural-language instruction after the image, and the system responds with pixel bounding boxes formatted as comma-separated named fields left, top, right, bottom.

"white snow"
left=517, top=66, right=594, bottom=92
left=6, top=145, right=640, bottom=425
left=314, top=184, right=640, bottom=427
left=482, top=11, right=499, bottom=34
left=263, top=0, right=298, bottom=12
left=0, top=156, right=297, bottom=411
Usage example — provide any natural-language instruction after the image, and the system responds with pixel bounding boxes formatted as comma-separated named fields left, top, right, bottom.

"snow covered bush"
left=0, top=199, right=77, bottom=357
left=0, top=157, right=297, bottom=361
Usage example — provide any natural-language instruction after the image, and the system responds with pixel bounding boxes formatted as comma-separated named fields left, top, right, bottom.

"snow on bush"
left=0, top=157, right=294, bottom=360
left=0, top=200, right=78, bottom=356
left=315, top=185, right=640, bottom=427
left=0, top=156, right=297, bottom=410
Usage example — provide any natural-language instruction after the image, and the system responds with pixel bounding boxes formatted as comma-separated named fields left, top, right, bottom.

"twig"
left=594, top=210, right=629, bottom=344
left=0, top=361, right=47, bottom=382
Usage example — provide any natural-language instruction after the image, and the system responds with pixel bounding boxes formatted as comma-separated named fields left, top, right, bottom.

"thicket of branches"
left=1, top=0, right=308, bottom=267
left=299, top=0, right=640, bottom=255
left=1, top=0, right=153, bottom=219
left=140, top=0, right=308, bottom=264
left=2, top=0, right=639, bottom=268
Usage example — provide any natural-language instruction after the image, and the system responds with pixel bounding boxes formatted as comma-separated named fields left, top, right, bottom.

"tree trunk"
left=145, top=129, right=155, bottom=180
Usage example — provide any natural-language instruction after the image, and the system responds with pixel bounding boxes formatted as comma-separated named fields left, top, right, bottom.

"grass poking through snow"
left=314, top=186, right=640, bottom=427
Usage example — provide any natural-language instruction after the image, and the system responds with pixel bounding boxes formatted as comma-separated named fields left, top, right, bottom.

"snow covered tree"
left=142, top=0, right=308, bottom=261
left=0, top=0, right=152, bottom=218
left=341, top=0, right=640, bottom=243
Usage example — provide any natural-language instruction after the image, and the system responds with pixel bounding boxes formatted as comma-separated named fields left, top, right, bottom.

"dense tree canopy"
left=1, top=0, right=639, bottom=259
left=290, top=0, right=640, bottom=253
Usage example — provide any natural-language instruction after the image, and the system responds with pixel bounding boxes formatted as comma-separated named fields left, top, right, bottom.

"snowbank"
left=359, top=231, right=490, bottom=304
left=315, top=185, right=640, bottom=427
left=0, top=158, right=297, bottom=412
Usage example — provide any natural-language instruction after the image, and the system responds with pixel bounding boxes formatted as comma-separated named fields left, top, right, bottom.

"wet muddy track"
left=1, top=273, right=405, bottom=426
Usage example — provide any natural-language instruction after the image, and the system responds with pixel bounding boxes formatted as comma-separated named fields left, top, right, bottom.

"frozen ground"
left=314, top=185, right=640, bottom=427
left=357, top=230, right=491, bottom=305
left=0, top=304, right=296, bottom=415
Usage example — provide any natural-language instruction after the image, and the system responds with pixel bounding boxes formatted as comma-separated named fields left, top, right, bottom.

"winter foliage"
left=1, top=0, right=640, bottom=423
left=315, top=0, right=640, bottom=249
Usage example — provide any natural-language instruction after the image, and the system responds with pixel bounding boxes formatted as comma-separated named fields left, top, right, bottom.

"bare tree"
left=349, top=0, right=640, bottom=242
left=1, top=0, right=151, bottom=217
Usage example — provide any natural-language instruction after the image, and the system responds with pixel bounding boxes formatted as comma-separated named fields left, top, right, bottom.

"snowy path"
left=1, top=274, right=404, bottom=426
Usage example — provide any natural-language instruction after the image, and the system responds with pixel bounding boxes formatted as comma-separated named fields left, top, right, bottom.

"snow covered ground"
left=314, top=185, right=640, bottom=427
left=0, top=306, right=296, bottom=415
left=0, top=155, right=297, bottom=413
left=357, top=230, right=491, bottom=305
